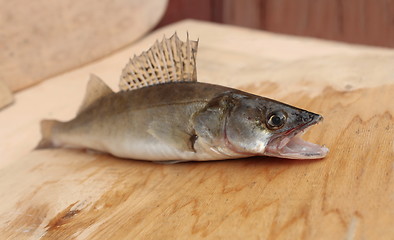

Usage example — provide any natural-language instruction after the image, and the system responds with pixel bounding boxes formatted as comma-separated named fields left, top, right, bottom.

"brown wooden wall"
left=157, top=0, right=394, bottom=48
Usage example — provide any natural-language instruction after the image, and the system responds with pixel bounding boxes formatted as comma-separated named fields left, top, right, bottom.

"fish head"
left=224, top=94, right=329, bottom=159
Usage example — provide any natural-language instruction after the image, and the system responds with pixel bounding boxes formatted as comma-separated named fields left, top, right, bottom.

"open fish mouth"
left=265, top=117, right=329, bottom=159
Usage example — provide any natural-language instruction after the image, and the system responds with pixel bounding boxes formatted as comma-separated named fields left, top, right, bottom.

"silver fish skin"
left=36, top=81, right=328, bottom=161
left=36, top=33, right=328, bottom=162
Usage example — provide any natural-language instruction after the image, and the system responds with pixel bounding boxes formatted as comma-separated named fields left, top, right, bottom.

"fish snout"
left=299, top=111, right=322, bottom=125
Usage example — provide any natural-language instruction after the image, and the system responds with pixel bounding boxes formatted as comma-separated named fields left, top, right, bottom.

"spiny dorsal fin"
left=78, top=74, right=114, bottom=114
left=119, top=33, right=198, bottom=91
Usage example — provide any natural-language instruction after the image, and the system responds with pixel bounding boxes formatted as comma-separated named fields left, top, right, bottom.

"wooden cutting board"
left=0, top=20, right=393, bottom=240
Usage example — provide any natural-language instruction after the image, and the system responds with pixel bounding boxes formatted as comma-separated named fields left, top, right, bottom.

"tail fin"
left=35, top=119, right=61, bottom=149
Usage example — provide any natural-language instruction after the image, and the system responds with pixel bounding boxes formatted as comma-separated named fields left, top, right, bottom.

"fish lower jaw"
left=265, top=133, right=329, bottom=160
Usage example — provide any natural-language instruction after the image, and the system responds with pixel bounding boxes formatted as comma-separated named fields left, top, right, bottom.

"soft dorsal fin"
left=119, top=33, right=198, bottom=91
left=78, top=74, right=114, bottom=114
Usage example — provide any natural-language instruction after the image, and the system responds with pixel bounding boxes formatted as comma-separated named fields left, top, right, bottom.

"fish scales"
left=54, top=82, right=244, bottom=160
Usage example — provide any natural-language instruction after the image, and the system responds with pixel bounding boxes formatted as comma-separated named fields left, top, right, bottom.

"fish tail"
left=35, top=119, right=61, bottom=149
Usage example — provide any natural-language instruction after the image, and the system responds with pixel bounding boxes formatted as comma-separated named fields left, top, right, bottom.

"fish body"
left=37, top=34, right=328, bottom=162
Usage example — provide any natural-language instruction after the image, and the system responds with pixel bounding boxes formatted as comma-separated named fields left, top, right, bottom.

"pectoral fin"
left=147, top=120, right=197, bottom=153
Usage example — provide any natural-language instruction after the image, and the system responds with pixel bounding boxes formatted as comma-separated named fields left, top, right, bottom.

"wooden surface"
left=1, top=20, right=394, bottom=239
left=0, top=0, right=167, bottom=92
left=0, top=80, right=13, bottom=109
left=158, top=0, right=394, bottom=48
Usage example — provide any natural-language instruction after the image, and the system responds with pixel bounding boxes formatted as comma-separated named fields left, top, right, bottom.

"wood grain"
left=158, top=0, right=394, bottom=47
left=261, top=0, right=394, bottom=47
left=1, top=85, right=393, bottom=240
left=0, top=0, right=167, bottom=92
left=0, top=20, right=393, bottom=239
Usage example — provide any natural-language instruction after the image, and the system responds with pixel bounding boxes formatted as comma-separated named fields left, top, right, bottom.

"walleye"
left=36, top=33, right=328, bottom=162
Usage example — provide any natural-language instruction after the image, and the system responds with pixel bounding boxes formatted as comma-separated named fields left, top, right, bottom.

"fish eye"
left=267, top=111, right=287, bottom=130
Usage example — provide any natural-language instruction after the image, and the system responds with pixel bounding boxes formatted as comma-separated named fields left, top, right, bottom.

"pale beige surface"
left=0, top=20, right=393, bottom=239
left=0, top=80, right=13, bottom=109
left=0, top=0, right=167, bottom=92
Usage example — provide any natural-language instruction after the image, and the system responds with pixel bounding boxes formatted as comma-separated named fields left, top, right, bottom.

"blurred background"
left=1, top=0, right=393, bottom=108
left=158, top=0, right=394, bottom=47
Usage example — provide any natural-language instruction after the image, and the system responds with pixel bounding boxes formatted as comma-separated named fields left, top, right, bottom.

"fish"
left=36, top=33, right=329, bottom=162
